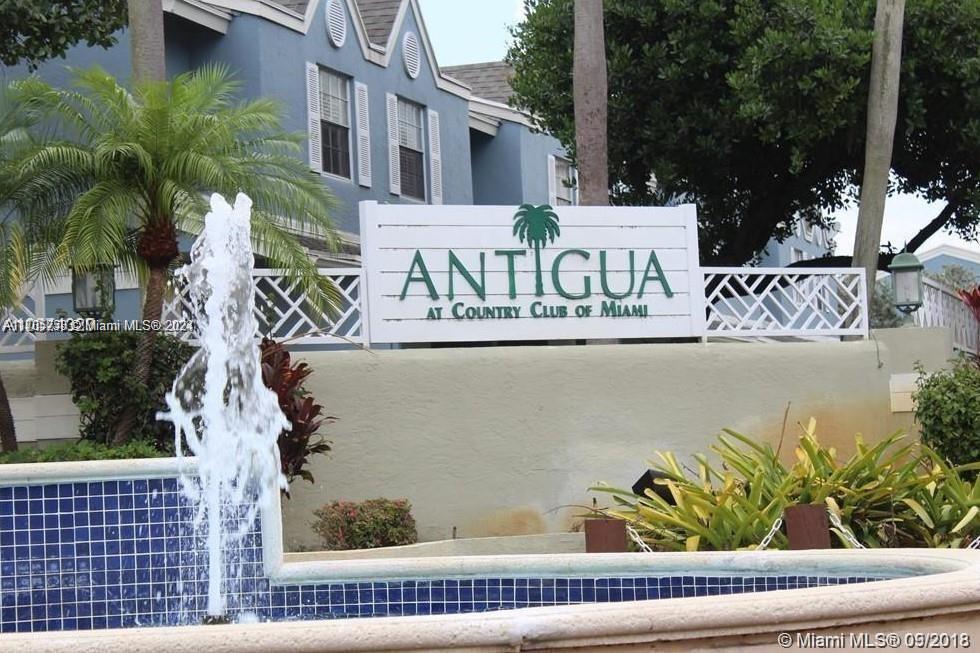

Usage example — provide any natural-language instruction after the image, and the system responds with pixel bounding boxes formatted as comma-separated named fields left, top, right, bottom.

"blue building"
left=916, top=245, right=980, bottom=282
left=755, top=215, right=838, bottom=267
left=0, top=0, right=574, bottom=352
left=1, top=0, right=834, bottom=357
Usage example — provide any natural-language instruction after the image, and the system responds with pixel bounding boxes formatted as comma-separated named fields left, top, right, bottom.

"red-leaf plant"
left=957, top=287, right=980, bottom=361
left=259, top=338, right=334, bottom=491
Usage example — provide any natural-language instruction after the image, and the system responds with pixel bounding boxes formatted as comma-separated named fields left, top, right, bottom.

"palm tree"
left=12, top=65, right=339, bottom=443
left=0, top=90, right=33, bottom=452
left=0, top=84, right=59, bottom=452
left=573, top=0, right=608, bottom=206
left=127, top=0, right=166, bottom=83
left=513, top=203, right=560, bottom=296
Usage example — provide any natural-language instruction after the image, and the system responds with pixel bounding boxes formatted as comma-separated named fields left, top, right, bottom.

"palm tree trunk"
left=534, top=243, right=544, bottom=296
left=111, top=263, right=168, bottom=445
left=0, top=372, right=17, bottom=452
left=853, top=0, right=905, bottom=302
left=573, top=0, right=608, bottom=206
left=128, top=0, right=166, bottom=83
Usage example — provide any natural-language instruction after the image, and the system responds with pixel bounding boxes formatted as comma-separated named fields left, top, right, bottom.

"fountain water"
left=159, top=192, right=289, bottom=618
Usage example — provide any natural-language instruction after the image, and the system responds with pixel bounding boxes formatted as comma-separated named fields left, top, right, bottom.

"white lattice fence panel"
left=915, top=278, right=978, bottom=354
left=702, top=267, right=868, bottom=338
left=0, top=286, right=45, bottom=353
left=163, top=268, right=364, bottom=345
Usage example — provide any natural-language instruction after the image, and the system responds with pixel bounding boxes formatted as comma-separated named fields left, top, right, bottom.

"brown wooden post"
left=584, top=519, right=628, bottom=553
left=784, top=504, right=832, bottom=550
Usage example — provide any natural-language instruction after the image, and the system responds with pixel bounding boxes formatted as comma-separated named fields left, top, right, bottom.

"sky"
left=416, top=0, right=978, bottom=258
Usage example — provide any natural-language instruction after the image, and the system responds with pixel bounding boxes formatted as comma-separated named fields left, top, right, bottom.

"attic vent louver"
left=403, top=31, right=421, bottom=79
left=326, top=0, right=346, bottom=48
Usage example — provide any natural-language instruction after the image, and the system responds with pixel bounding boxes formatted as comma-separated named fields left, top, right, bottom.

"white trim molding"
left=162, top=0, right=232, bottom=32
left=916, top=243, right=980, bottom=268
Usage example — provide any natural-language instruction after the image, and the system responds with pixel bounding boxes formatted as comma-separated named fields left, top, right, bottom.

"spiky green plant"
left=512, top=203, right=560, bottom=296
left=9, top=65, right=339, bottom=442
left=592, top=420, right=980, bottom=551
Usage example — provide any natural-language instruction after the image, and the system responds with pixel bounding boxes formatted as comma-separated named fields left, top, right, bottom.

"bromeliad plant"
left=592, top=420, right=980, bottom=551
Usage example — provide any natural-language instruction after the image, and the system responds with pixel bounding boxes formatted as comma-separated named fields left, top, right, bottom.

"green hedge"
left=56, top=331, right=193, bottom=451
left=914, top=358, right=980, bottom=469
left=0, top=440, right=166, bottom=464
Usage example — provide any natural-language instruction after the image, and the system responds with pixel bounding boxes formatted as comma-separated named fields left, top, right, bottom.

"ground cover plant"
left=592, top=420, right=980, bottom=551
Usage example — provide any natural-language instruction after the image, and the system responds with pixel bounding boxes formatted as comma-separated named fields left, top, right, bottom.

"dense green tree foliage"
left=0, top=1, right=126, bottom=69
left=508, top=0, right=980, bottom=265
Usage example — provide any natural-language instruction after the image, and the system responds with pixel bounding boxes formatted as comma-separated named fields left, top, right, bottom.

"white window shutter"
left=427, top=109, right=442, bottom=205
left=305, top=62, right=322, bottom=172
left=547, top=154, right=557, bottom=205
left=386, top=92, right=401, bottom=195
left=571, top=166, right=579, bottom=205
left=354, top=82, right=371, bottom=188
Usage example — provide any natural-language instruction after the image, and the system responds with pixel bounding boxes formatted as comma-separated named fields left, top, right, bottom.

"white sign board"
left=359, top=201, right=704, bottom=344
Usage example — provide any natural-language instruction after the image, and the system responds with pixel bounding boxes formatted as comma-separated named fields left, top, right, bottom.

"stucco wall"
left=280, top=328, right=954, bottom=549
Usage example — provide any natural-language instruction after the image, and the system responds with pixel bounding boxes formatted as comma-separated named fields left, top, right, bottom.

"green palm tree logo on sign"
left=513, top=203, right=560, bottom=296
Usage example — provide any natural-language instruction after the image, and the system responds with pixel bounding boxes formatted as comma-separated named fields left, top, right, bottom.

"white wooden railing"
left=702, top=267, right=869, bottom=339
left=162, top=268, right=365, bottom=345
left=0, top=285, right=46, bottom=354
left=2, top=267, right=879, bottom=353
left=914, top=277, right=979, bottom=354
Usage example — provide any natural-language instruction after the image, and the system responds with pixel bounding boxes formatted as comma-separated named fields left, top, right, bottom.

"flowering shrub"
left=312, top=498, right=418, bottom=550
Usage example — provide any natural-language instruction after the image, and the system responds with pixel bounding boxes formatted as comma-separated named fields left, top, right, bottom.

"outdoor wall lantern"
left=888, top=251, right=924, bottom=314
left=71, top=265, right=116, bottom=317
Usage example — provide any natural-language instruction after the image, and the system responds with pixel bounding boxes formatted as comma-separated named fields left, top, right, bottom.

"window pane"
left=555, top=158, right=574, bottom=204
left=321, top=121, right=350, bottom=178
left=397, top=98, right=423, bottom=151
left=319, top=69, right=349, bottom=127
left=399, top=146, right=425, bottom=200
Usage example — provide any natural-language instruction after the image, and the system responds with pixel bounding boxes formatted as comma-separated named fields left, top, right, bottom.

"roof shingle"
left=353, top=0, right=402, bottom=46
left=274, top=0, right=310, bottom=14
left=441, top=61, right=514, bottom=104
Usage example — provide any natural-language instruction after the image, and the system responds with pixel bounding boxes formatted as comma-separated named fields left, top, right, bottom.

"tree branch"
left=904, top=201, right=957, bottom=253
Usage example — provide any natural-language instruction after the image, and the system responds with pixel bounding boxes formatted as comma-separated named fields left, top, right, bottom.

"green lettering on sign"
left=599, top=250, right=635, bottom=299
left=448, top=251, right=486, bottom=300
left=493, top=249, right=526, bottom=299
left=400, top=250, right=439, bottom=300
left=637, top=251, right=673, bottom=298
left=551, top=249, right=592, bottom=299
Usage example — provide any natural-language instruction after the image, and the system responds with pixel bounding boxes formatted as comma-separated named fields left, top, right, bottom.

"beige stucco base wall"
left=281, top=327, right=954, bottom=549
left=3, top=342, right=78, bottom=444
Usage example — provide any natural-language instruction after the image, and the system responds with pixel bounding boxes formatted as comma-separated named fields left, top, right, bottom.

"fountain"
left=158, top=192, right=289, bottom=618
left=4, top=196, right=980, bottom=651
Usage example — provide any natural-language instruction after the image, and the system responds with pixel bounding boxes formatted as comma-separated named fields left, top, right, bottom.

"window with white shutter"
left=318, top=68, right=351, bottom=179
left=354, top=82, right=371, bottom=187
left=397, top=99, right=425, bottom=201
left=386, top=92, right=401, bottom=195
left=305, top=62, right=321, bottom=171
left=427, top=109, right=442, bottom=204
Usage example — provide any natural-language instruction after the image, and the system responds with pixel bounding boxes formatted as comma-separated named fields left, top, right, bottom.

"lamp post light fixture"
left=71, top=265, right=116, bottom=317
left=888, top=252, right=924, bottom=314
